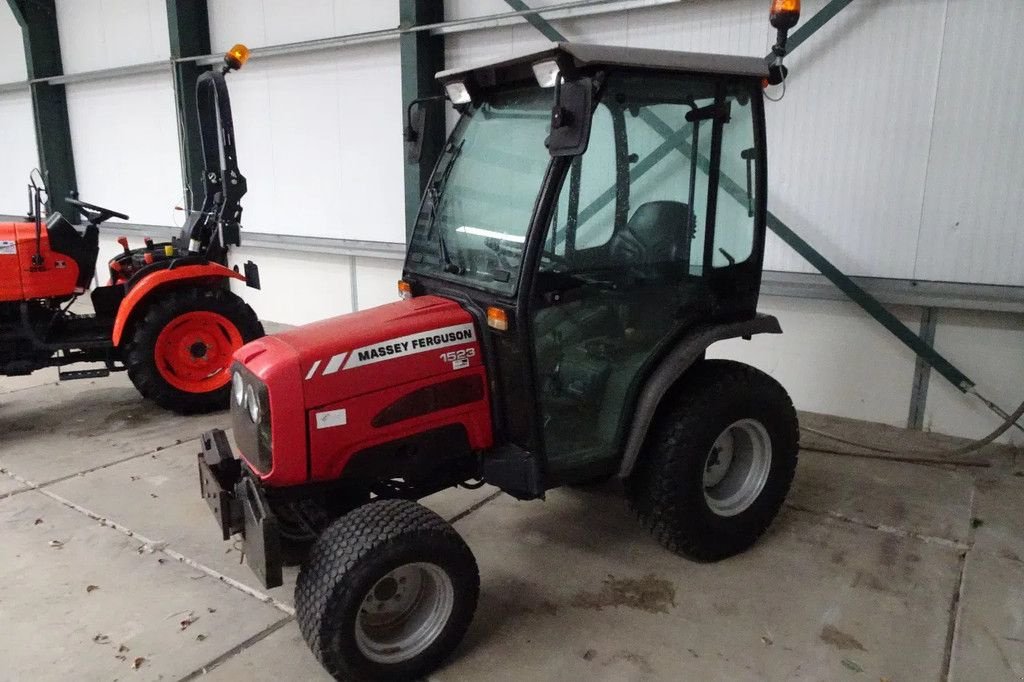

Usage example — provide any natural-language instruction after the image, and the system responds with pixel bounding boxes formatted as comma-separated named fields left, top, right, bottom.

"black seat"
left=608, top=200, right=691, bottom=265
left=46, top=212, right=99, bottom=290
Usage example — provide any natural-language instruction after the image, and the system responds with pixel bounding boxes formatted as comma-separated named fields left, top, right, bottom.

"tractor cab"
left=403, top=43, right=772, bottom=490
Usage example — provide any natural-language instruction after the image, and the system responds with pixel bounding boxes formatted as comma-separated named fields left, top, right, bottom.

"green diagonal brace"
left=502, top=0, right=567, bottom=42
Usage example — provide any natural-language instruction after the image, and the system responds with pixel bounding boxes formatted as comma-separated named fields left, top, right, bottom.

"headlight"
left=231, top=362, right=273, bottom=474
left=245, top=384, right=260, bottom=423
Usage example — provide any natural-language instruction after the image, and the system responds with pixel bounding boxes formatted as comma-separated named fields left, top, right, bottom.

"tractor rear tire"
left=626, top=359, right=799, bottom=561
left=296, top=499, right=479, bottom=682
left=125, top=287, right=262, bottom=414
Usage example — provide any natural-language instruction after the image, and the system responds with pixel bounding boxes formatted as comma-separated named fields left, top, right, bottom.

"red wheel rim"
left=153, top=311, right=244, bottom=394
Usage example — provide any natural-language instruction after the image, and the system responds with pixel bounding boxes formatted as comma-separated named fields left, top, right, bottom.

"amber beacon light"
left=224, top=43, right=250, bottom=71
left=770, top=0, right=801, bottom=30
left=768, top=0, right=799, bottom=84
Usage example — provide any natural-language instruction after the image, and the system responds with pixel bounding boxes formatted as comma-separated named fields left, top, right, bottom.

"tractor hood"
left=268, top=295, right=480, bottom=410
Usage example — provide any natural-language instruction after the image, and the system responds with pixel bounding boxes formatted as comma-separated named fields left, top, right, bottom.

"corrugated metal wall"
left=445, top=0, right=1024, bottom=287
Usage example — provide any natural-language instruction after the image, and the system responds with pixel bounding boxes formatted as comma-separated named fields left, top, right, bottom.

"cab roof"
left=436, top=42, right=770, bottom=84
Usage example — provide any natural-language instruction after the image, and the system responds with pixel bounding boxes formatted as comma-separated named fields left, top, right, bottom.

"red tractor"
left=0, top=45, right=262, bottom=414
left=199, top=7, right=803, bottom=680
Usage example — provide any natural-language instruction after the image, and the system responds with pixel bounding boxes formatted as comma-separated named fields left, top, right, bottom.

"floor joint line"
left=448, top=490, right=503, bottom=525
left=176, top=615, right=295, bottom=681
left=785, top=503, right=971, bottom=551
left=6, top=473, right=295, bottom=616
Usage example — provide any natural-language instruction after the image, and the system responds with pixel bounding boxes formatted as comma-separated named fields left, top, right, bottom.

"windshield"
left=406, top=86, right=553, bottom=296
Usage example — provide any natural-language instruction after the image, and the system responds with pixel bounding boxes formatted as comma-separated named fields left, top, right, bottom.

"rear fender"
left=111, top=263, right=245, bottom=346
left=616, top=314, right=783, bottom=479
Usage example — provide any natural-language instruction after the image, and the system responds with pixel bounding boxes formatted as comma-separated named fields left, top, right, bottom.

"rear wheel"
left=296, top=499, right=479, bottom=682
left=125, top=287, right=263, bottom=414
left=626, top=359, right=799, bottom=561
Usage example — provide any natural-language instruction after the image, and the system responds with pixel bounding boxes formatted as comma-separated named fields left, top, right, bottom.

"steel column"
left=907, top=308, right=938, bottom=430
left=400, top=0, right=445, bottom=242
left=166, top=0, right=212, bottom=210
left=7, top=0, right=77, bottom=218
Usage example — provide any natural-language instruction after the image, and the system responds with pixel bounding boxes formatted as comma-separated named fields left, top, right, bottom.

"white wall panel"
left=55, top=0, right=169, bottom=73
left=227, top=245, right=355, bottom=326
left=762, top=0, right=947, bottom=279
left=708, top=296, right=921, bottom=428
left=914, top=0, right=1024, bottom=286
left=227, top=42, right=405, bottom=242
left=0, top=4, right=26, bottom=82
left=66, top=73, right=182, bottom=226
left=208, top=0, right=399, bottom=52
left=0, top=91, right=37, bottom=214
left=924, top=309, right=1024, bottom=447
left=354, top=257, right=404, bottom=311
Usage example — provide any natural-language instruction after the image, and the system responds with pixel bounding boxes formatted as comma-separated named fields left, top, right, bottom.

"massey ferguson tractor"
left=199, top=4, right=804, bottom=680
left=0, top=45, right=262, bottom=414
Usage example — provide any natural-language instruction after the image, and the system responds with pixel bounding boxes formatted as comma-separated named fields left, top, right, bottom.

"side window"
left=543, top=77, right=718, bottom=277
left=712, top=95, right=756, bottom=268
left=625, top=99, right=714, bottom=274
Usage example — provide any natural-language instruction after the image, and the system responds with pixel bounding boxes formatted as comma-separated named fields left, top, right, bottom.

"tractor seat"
left=608, top=200, right=691, bottom=266
left=45, top=212, right=100, bottom=291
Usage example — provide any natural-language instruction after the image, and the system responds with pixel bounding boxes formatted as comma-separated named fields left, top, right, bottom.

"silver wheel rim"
left=702, top=418, right=772, bottom=517
left=354, top=562, right=455, bottom=665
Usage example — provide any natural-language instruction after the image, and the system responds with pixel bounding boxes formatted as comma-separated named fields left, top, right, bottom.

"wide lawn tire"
left=626, top=359, right=799, bottom=561
left=125, top=287, right=262, bottom=414
left=296, top=499, right=479, bottom=682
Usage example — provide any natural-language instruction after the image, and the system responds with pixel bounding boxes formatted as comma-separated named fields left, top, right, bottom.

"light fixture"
left=444, top=80, right=472, bottom=105
left=532, top=59, right=561, bottom=88
left=245, top=384, right=260, bottom=423
left=232, top=372, right=245, bottom=406
left=487, top=307, right=509, bottom=332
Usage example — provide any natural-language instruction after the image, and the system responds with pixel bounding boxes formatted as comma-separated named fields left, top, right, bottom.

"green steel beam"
left=400, top=0, right=445, bottom=241
left=166, top=0, right=211, bottom=208
left=8, top=0, right=77, bottom=218
left=785, top=0, right=856, bottom=54
left=503, top=0, right=567, bottom=42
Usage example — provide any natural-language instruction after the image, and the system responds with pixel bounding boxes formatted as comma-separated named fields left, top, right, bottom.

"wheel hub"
left=702, top=418, right=772, bottom=517
left=355, top=562, right=455, bottom=664
left=153, top=311, right=244, bottom=394
left=189, top=341, right=208, bottom=359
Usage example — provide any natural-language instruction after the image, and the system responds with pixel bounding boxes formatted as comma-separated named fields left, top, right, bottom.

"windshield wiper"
left=426, top=140, right=466, bottom=275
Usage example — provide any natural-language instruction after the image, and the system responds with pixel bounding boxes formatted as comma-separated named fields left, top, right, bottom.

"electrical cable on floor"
left=800, top=395, right=1024, bottom=468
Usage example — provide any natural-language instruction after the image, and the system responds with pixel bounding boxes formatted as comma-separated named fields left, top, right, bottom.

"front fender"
left=111, top=263, right=245, bottom=346
left=616, top=314, right=783, bottom=479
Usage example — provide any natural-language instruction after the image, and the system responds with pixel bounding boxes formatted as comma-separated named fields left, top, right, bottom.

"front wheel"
left=296, top=499, right=479, bottom=682
left=626, top=359, right=799, bottom=561
left=125, top=287, right=263, bottom=414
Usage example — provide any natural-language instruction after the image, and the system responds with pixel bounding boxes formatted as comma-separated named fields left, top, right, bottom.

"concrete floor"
left=1, top=370, right=1022, bottom=681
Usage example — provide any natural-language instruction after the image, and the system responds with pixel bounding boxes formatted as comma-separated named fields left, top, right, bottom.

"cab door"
left=528, top=72, right=761, bottom=482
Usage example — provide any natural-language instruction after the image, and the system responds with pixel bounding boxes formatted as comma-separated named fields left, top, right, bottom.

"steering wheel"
left=65, top=197, right=130, bottom=226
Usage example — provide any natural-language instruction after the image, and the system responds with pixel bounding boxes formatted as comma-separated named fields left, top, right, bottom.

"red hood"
left=255, top=295, right=480, bottom=409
